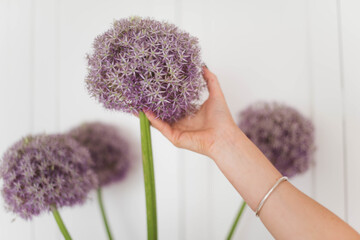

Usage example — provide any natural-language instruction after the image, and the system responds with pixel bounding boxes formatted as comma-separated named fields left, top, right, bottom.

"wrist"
left=208, top=125, right=282, bottom=211
left=208, top=125, right=246, bottom=161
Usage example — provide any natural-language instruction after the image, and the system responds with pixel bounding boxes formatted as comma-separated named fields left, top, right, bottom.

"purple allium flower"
left=68, top=122, right=130, bottom=187
left=86, top=16, right=206, bottom=123
left=238, top=102, right=315, bottom=177
left=0, top=134, right=98, bottom=219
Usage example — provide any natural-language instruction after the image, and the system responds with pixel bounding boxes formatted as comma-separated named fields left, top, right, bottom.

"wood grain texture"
left=308, top=0, right=346, bottom=220
left=202, top=0, right=313, bottom=239
left=339, top=0, right=360, bottom=232
left=0, top=0, right=34, bottom=239
left=31, top=0, right=60, bottom=238
left=0, top=0, right=359, bottom=239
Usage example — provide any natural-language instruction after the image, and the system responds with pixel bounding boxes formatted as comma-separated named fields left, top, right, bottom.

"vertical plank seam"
left=55, top=0, right=61, bottom=132
left=305, top=0, right=316, bottom=199
left=207, top=160, right=213, bottom=239
left=54, top=1, right=61, bottom=238
left=29, top=1, right=35, bottom=137
left=335, top=0, right=348, bottom=222
left=203, top=2, right=213, bottom=237
left=29, top=0, right=36, bottom=239
left=174, top=1, right=185, bottom=239
left=177, top=151, right=186, bottom=240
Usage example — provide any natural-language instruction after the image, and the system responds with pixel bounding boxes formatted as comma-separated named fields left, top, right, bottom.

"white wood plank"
left=308, top=0, right=346, bottom=219
left=57, top=0, right=146, bottom=237
left=59, top=121, right=143, bottom=240
left=339, top=0, right=360, bottom=232
left=198, top=0, right=314, bottom=239
left=57, top=0, right=180, bottom=239
left=32, top=0, right=59, bottom=134
left=3, top=0, right=359, bottom=239
left=179, top=0, right=214, bottom=238
left=148, top=3, right=181, bottom=239
left=31, top=0, right=60, bottom=239
left=182, top=151, right=212, bottom=240
left=0, top=0, right=34, bottom=239
left=151, top=130, right=181, bottom=240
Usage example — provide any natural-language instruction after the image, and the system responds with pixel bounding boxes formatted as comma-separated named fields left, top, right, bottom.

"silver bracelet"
left=255, top=176, right=288, bottom=217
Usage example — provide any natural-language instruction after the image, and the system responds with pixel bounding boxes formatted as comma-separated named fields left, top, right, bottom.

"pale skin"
left=144, top=66, right=360, bottom=240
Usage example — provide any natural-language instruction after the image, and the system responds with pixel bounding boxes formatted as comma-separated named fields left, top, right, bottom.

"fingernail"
left=203, top=63, right=208, bottom=69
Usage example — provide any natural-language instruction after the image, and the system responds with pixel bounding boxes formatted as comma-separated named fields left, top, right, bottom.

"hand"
left=145, top=66, right=241, bottom=158
left=147, top=67, right=360, bottom=240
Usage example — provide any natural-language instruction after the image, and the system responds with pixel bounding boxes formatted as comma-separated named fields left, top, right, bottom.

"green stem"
left=226, top=200, right=247, bottom=240
left=139, top=111, right=157, bottom=240
left=97, top=188, right=113, bottom=240
left=51, top=205, right=72, bottom=240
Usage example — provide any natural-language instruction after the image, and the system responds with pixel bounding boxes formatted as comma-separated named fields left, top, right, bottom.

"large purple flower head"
left=238, top=102, right=315, bottom=177
left=0, top=134, right=98, bottom=219
left=86, top=16, right=206, bottom=123
left=68, top=122, right=131, bottom=187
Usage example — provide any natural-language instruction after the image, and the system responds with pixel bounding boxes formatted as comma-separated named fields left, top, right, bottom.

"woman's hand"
left=145, top=66, right=360, bottom=240
left=145, top=66, right=241, bottom=158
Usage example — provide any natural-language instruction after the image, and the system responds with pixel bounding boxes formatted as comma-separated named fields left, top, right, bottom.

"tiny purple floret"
left=86, top=16, right=206, bottom=123
left=0, top=134, right=98, bottom=219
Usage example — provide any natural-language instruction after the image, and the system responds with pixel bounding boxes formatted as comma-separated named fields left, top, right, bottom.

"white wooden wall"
left=0, top=0, right=359, bottom=239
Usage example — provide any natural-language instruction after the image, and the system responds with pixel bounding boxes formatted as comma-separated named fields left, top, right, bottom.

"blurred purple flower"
left=86, top=16, right=206, bottom=123
left=238, top=102, right=315, bottom=177
left=0, top=134, right=98, bottom=220
left=68, top=122, right=131, bottom=187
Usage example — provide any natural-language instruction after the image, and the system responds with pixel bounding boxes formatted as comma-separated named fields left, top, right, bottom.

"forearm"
left=211, top=128, right=360, bottom=240
left=146, top=66, right=359, bottom=238
left=211, top=128, right=282, bottom=210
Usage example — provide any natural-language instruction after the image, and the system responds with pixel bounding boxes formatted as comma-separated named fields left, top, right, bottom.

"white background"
left=0, top=0, right=359, bottom=239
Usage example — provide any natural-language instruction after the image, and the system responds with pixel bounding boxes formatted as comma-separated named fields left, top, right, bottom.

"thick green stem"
left=226, top=200, right=247, bottom=240
left=97, top=188, right=113, bottom=240
left=51, top=205, right=72, bottom=240
left=139, top=111, right=157, bottom=240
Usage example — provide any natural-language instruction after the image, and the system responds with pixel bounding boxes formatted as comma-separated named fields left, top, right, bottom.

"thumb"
left=144, top=110, right=175, bottom=142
